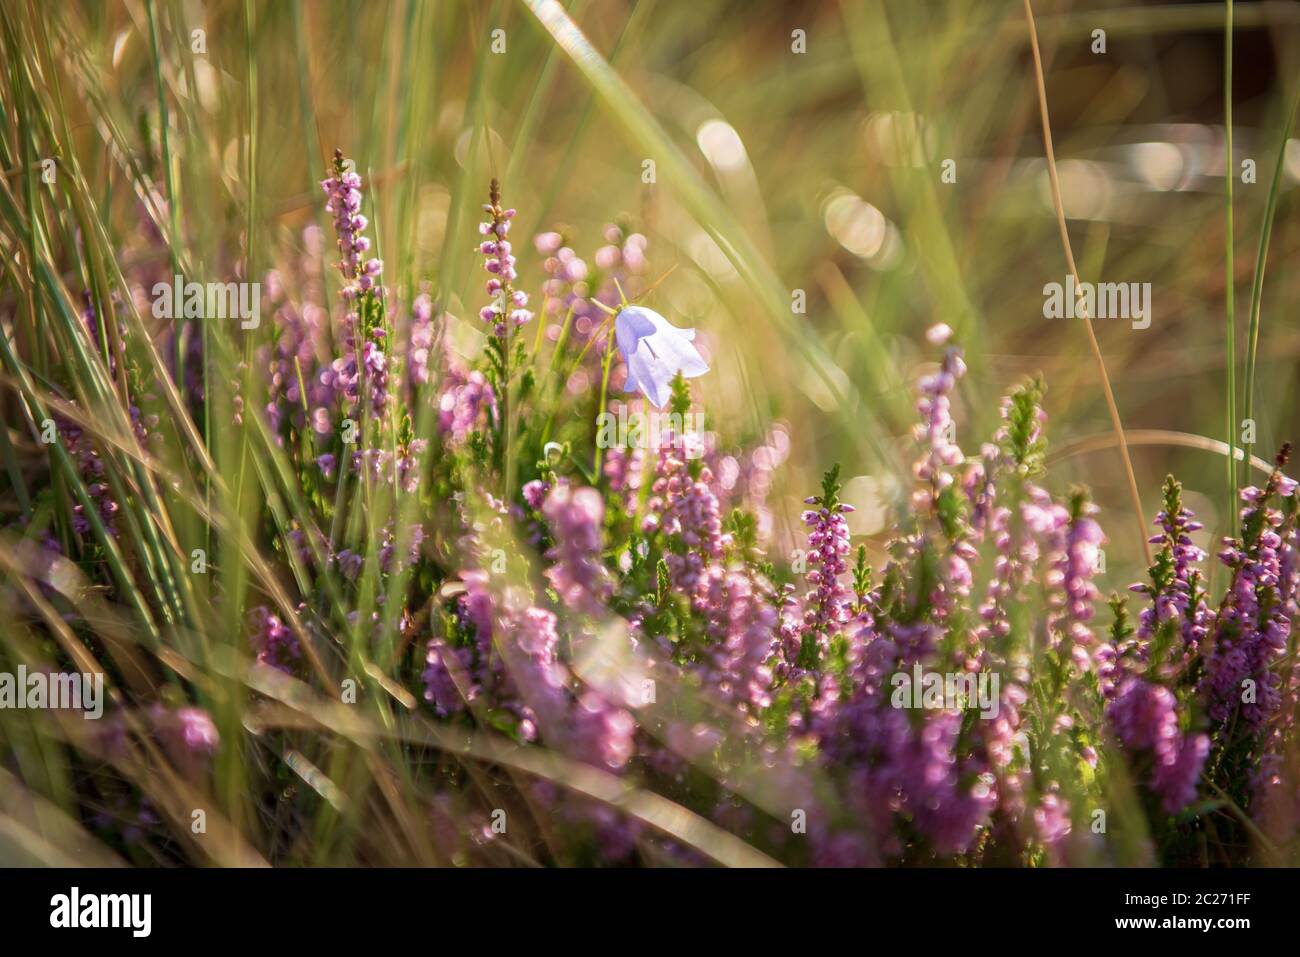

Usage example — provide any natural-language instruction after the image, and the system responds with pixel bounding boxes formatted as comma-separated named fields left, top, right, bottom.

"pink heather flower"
left=321, top=155, right=367, bottom=291
left=534, top=231, right=563, bottom=255
left=799, top=498, right=852, bottom=642
left=648, top=437, right=728, bottom=595
left=601, top=445, right=646, bottom=512
left=437, top=346, right=499, bottom=446
left=249, top=606, right=302, bottom=672
left=911, top=345, right=966, bottom=512
left=478, top=180, right=532, bottom=337
left=423, top=640, right=474, bottom=717
left=537, top=225, right=649, bottom=365
left=56, top=419, right=120, bottom=539
left=699, top=567, right=776, bottom=712
left=926, top=322, right=953, bottom=345
left=407, top=292, right=435, bottom=388
left=1107, top=676, right=1208, bottom=813
left=1033, top=790, right=1072, bottom=850
left=1202, top=465, right=1297, bottom=728
left=1123, top=477, right=1214, bottom=689
left=149, top=704, right=220, bottom=780
left=1049, top=502, right=1105, bottom=674
left=570, top=691, right=636, bottom=771
left=542, top=484, right=611, bottom=614
left=321, top=150, right=387, bottom=418
left=173, top=707, right=221, bottom=754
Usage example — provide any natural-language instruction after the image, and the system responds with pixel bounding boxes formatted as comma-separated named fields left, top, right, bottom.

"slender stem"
left=1224, top=0, right=1238, bottom=533
left=1022, top=0, right=1151, bottom=565
left=144, top=0, right=183, bottom=376
left=1242, top=71, right=1300, bottom=488
left=503, top=321, right=515, bottom=501
left=593, top=331, right=616, bottom=479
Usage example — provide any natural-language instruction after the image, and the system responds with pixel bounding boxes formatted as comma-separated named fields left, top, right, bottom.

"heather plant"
left=2, top=1, right=1300, bottom=871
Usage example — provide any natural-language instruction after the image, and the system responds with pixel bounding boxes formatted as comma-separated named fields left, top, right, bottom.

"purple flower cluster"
left=1107, top=677, right=1210, bottom=812
left=406, top=292, right=435, bottom=390
left=437, top=349, right=498, bottom=446
left=788, top=332, right=1141, bottom=861
left=57, top=420, right=119, bottom=538
left=249, top=605, right=303, bottom=672
left=699, top=566, right=776, bottom=712
left=1048, top=499, right=1105, bottom=676
left=197, top=168, right=1300, bottom=865
left=321, top=150, right=387, bottom=418
left=478, top=180, right=532, bottom=337
left=421, top=568, right=634, bottom=777
left=535, top=225, right=649, bottom=387
left=910, top=341, right=966, bottom=513
left=816, top=618, right=997, bottom=858
left=1202, top=469, right=1299, bottom=729
left=646, top=435, right=728, bottom=594
left=801, top=495, right=854, bottom=642
left=542, top=484, right=612, bottom=615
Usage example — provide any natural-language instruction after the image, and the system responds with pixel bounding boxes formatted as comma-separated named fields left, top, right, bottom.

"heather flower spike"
left=596, top=280, right=707, bottom=408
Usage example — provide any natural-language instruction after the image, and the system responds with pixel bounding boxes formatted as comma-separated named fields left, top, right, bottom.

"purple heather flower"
left=249, top=605, right=302, bottom=672
left=699, top=566, right=776, bottom=712
left=1049, top=502, right=1105, bottom=675
left=321, top=150, right=387, bottom=418
left=614, top=306, right=709, bottom=408
left=336, top=549, right=364, bottom=581
left=1202, top=468, right=1296, bottom=729
left=542, top=484, right=611, bottom=615
left=1126, top=477, right=1214, bottom=682
left=1107, top=676, right=1208, bottom=813
left=57, top=419, right=119, bottom=538
left=478, top=180, right=532, bottom=337
left=536, top=225, right=649, bottom=365
left=407, top=292, right=435, bottom=389
left=149, top=704, right=220, bottom=780
left=799, top=497, right=853, bottom=642
left=647, top=439, right=728, bottom=595
left=378, top=521, right=425, bottom=573
left=438, top=347, right=499, bottom=446
left=910, top=343, right=966, bottom=512
left=422, top=640, right=473, bottom=717
left=814, top=616, right=996, bottom=857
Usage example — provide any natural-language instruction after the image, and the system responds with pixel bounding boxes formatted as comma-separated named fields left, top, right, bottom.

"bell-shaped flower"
left=613, top=306, right=709, bottom=408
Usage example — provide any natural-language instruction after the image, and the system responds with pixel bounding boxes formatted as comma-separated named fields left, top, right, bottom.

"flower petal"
left=644, top=309, right=696, bottom=342
left=614, top=306, right=657, bottom=360
left=626, top=344, right=674, bottom=408
left=645, top=326, right=708, bottom=379
left=613, top=306, right=708, bottom=407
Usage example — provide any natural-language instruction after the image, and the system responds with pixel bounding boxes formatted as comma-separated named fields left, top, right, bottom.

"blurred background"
left=23, top=0, right=1300, bottom=589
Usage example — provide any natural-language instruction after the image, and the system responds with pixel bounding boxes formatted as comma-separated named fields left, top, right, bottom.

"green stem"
left=1241, top=72, right=1300, bottom=488
left=1224, top=0, right=1237, bottom=533
left=593, top=329, right=616, bottom=479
